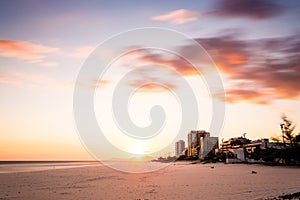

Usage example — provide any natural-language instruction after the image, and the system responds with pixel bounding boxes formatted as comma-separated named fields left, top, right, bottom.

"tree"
left=280, top=114, right=296, bottom=147
left=296, top=134, right=300, bottom=143
left=267, top=115, right=300, bottom=165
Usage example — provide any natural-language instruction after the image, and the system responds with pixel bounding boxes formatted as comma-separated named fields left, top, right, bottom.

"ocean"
left=0, top=161, right=100, bottom=174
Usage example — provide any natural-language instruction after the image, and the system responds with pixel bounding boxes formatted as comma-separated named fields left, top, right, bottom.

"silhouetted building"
left=188, top=130, right=210, bottom=157
left=175, top=140, right=185, bottom=157
left=200, top=136, right=219, bottom=158
left=220, top=137, right=250, bottom=151
left=220, top=136, right=288, bottom=163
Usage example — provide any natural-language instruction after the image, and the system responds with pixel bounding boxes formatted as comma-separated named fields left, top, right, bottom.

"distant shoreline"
left=164, top=159, right=300, bottom=167
left=0, top=160, right=99, bottom=165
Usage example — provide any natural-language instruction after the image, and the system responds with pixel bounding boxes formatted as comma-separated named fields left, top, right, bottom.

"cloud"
left=129, top=49, right=198, bottom=76
left=195, top=33, right=300, bottom=104
left=151, top=1, right=283, bottom=25
left=0, top=40, right=59, bottom=63
left=40, top=61, right=59, bottom=68
left=13, top=72, right=57, bottom=86
left=0, top=40, right=95, bottom=68
left=196, top=34, right=250, bottom=75
left=125, top=67, right=177, bottom=93
left=0, top=75, right=20, bottom=85
left=69, top=46, right=95, bottom=59
left=67, top=79, right=110, bottom=90
left=225, top=88, right=274, bottom=105
left=109, top=51, right=185, bottom=93
left=94, top=34, right=300, bottom=101
left=128, top=82, right=176, bottom=93
left=151, top=9, right=199, bottom=24
left=0, top=71, right=61, bottom=87
left=94, top=79, right=110, bottom=89
left=210, top=0, right=283, bottom=20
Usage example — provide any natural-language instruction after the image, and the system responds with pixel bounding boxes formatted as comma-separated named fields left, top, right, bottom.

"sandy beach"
left=0, top=162, right=299, bottom=200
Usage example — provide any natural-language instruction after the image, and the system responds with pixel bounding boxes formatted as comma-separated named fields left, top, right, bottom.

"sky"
left=0, top=0, right=300, bottom=160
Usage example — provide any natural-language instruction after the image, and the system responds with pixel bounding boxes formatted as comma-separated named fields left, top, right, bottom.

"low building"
left=221, top=136, right=288, bottom=163
left=220, top=137, right=250, bottom=152
left=226, top=148, right=246, bottom=163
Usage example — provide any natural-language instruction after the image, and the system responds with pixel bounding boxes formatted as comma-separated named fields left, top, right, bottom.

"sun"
left=129, top=143, right=148, bottom=155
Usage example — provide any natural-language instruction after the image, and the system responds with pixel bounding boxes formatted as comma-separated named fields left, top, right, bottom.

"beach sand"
left=0, top=163, right=299, bottom=200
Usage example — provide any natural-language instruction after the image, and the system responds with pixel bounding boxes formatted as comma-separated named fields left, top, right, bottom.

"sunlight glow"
left=129, top=143, right=148, bottom=155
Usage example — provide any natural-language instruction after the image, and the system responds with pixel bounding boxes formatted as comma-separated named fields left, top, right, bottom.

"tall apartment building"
left=199, top=136, right=219, bottom=158
left=187, top=130, right=210, bottom=157
left=175, top=140, right=185, bottom=157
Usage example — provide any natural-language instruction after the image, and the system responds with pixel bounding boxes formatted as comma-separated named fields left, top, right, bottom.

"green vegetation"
left=264, top=115, right=300, bottom=165
left=272, top=114, right=299, bottom=147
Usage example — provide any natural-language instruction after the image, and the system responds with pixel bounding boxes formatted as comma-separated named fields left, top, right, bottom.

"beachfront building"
left=199, top=136, right=219, bottom=159
left=175, top=140, right=185, bottom=157
left=220, top=136, right=288, bottom=163
left=220, top=137, right=250, bottom=151
left=220, top=136, right=251, bottom=163
left=187, top=130, right=210, bottom=157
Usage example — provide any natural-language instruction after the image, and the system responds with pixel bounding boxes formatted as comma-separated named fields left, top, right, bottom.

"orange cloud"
left=95, top=79, right=110, bottom=88
left=196, top=34, right=300, bottom=104
left=40, top=61, right=59, bottom=68
left=128, top=82, right=176, bottom=93
left=225, top=88, right=273, bottom=105
left=213, top=52, right=248, bottom=75
left=0, top=40, right=59, bottom=63
left=127, top=49, right=198, bottom=76
left=68, top=79, right=110, bottom=89
left=13, top=72, right=56, bottom=86
left=224, top=53, right=248, bottom=65
left=0, top=75, right=19, bottom=85
left=70, top=46, right=95, bottom=59
left=151, top=9, right=199, bottom=24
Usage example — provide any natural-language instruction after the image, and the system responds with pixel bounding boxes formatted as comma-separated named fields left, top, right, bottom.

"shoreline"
left=0, top=160, right=97, bottom=163
left=1, top=160, right=299, bottom=175
left=171, top=159, right=300, bottom=168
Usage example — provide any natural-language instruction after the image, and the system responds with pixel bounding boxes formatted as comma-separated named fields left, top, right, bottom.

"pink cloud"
left=128, top=82, right=176, bottom=93
left=128, top=49, right=198, bottom=76
left=225, top=88, right=274, bottom=105
left=13, top=72, right=56, bottom=86
left=0, top=75, right=20, bottom=85
left=40, top=61, right=59, bottom=68
left=94, top=79, right=110, bottom=89
left=70, top=46, right=95, bottom=59
left=151, top=9, right=199, bottom=25
left=0, top=40, right=59, bottom=63
left=195, top=34, right=300, bottom=104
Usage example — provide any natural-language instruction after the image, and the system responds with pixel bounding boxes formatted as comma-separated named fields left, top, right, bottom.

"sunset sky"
left=1, top=0, right=300, bottom=160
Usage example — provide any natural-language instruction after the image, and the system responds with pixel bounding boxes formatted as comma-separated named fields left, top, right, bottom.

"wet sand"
left=0, top=163, right=299, bottom=200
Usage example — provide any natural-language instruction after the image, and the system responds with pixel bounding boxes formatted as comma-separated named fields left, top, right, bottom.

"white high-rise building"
left=175, top=140, right=185, bottom=157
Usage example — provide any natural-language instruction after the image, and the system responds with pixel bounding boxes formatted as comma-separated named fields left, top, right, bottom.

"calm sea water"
left=0, top=161, right=170, bottom=174
left=0, top=161, right=101, bottom=174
